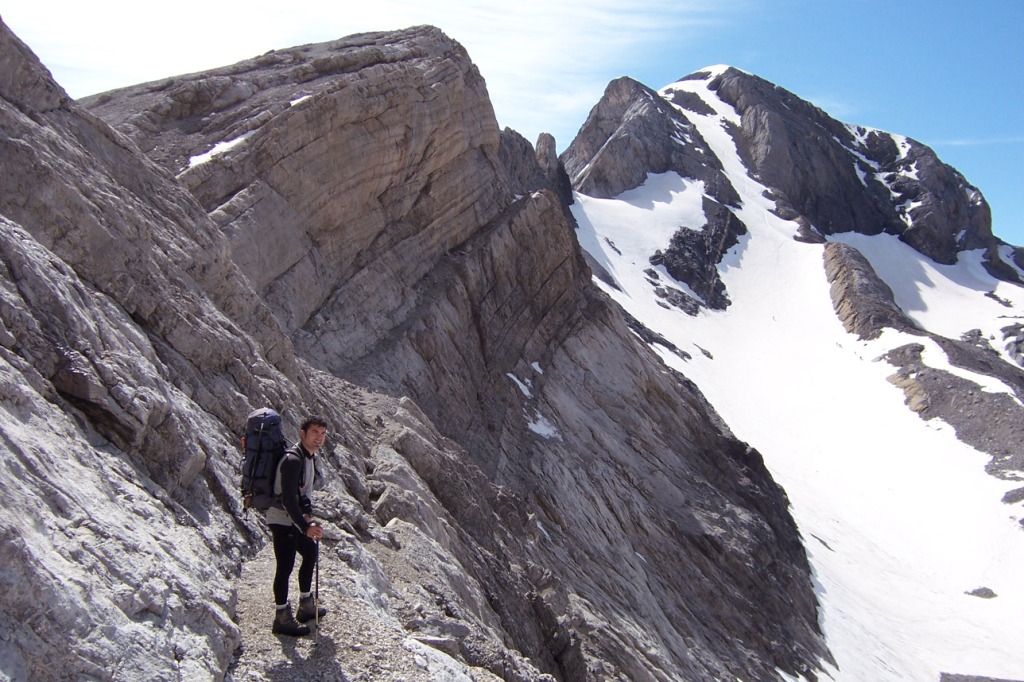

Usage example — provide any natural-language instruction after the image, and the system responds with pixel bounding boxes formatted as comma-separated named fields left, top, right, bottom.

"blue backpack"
left=240, top=408, right=288, bottom=511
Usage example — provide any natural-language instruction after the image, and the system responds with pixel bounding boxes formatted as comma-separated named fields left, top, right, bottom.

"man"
left=266, top=415, right=329, bottom=636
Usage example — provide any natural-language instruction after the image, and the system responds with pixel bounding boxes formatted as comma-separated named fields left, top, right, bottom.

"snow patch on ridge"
left=573, top=172, right=709, bottom=305
left=689, top=64, right=733, bottom=80
left=833, top=233, right=1024, bottom=367
left=507, top=373, right=532, bottom=398
left=184, top=132, right=254, bottom=170
left=526, top=413, right=561, bottom=441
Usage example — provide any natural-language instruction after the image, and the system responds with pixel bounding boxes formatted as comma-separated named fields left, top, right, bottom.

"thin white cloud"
left=3, top=0, right=741, bottom=148
left=933, top=135, right=1024, bottom=147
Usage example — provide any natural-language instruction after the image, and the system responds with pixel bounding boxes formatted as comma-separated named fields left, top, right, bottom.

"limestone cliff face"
left=0, top=19, right=304, bottom=680
left=2, top=21, right=827, bottom=681
left=85, top=27, right=509, bottom=337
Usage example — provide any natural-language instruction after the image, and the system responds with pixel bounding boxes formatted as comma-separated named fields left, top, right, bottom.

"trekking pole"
left=315, top=537, right=320, bottom=644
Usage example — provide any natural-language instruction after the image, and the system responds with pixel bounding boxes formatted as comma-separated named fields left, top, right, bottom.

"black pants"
left=269, top=523, right=318, bottom=606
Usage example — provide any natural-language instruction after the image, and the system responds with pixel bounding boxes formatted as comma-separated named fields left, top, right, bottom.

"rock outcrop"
left=650, top=196, right=748, bottom=310
left=823, top=242, right=922, bottom=340
left=499, top=128, right=574, bottom=212
left=2, top=20, right=827, bottom=682
left=883, top=340, right=1024, bottom=481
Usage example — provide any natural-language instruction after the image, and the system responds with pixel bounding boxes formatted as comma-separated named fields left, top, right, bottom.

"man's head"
left=299, top=415, right=328, bottom=454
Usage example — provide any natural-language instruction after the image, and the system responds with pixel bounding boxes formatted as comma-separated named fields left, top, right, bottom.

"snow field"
left=570, top=69, right=1024, bottom=680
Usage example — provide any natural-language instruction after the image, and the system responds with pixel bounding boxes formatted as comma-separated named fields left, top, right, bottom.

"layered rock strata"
left=823, top=242, right=922, bottom=340
left=0, top=19, right=301, bottom=680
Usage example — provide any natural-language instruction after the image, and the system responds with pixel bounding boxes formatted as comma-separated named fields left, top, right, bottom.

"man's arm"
left=278, top=453, right=311, bottom=533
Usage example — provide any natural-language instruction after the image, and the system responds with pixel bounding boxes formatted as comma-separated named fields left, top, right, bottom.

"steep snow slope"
left=571, top=67, right=1024, bottom=681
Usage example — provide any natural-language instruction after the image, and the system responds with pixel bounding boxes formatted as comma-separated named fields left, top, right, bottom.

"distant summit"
left=564, top=65, right=1015, bottom=274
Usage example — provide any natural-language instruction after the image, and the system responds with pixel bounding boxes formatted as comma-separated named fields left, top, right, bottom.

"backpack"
left=240, top=407, right=288, bottom=511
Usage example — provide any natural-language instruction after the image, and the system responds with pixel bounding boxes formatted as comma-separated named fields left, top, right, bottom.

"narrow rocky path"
left=226, top=534, right=436, bottom=682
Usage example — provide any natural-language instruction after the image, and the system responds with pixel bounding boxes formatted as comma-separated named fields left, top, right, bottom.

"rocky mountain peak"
left=563, top=62, right=1018, bottom=321
left=699, top=65, right=1000, bottom=268
left=561, top=76, right=739, bottom=208
left=560, top=76, right=746, bottom=312
left=565, top=59, right=1024, bottom=679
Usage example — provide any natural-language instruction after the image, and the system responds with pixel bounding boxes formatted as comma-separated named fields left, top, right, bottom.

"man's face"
left=300, top=424, right=327, bottom=454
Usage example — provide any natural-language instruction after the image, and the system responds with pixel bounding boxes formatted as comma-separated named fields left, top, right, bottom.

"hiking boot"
left=272, top=605, right=310, bottom=636
left=296, top=595, right=327, bottom=624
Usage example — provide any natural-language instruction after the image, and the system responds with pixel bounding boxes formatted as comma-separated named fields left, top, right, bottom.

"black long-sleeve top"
left=267, top=445, right=315, bottom=532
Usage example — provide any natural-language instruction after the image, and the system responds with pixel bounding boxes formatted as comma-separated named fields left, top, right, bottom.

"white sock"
left=276, top=603, right=289, bottom=611
left=300, top=591, right=312, bottom=599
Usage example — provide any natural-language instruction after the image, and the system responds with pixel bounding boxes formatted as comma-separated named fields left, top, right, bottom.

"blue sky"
left=4, top=1, right=1021, bottom=245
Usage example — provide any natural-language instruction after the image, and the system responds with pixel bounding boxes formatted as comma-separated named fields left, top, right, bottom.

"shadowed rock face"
left=650, top=196, right=748, bottom=311
left=500, top=129, right=574, bottom=211
left=2, top=20, right=829, bottom=682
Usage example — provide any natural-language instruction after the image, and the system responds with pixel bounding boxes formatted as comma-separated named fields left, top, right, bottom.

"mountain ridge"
left=568, top=61, right=1024, bottom=681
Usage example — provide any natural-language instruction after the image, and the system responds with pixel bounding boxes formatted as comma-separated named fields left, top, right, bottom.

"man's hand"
left=306, top=521, right=323, bottom=540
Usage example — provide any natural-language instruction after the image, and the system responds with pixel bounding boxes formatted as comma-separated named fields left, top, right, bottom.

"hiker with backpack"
left=267, top=414, right=329, bottom=636
left=241, top=409, right=329, bottom=637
